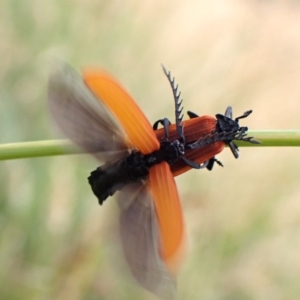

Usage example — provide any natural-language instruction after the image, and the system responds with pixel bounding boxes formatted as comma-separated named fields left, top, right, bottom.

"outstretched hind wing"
left=48, top=61, right=129, bottom=162
left=118, top=162, right=185, bottom=298
left=83, top=69, right=160, bottom=155
left=118, top=182, right=177, bottom=299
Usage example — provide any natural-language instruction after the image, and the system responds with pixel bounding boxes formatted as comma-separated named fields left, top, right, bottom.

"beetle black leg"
left=153, top=118, right=171, bottom=131
left=228, top=141, right=239, bottom=158
left=181, top=156, right=209, bottom=169
left=162, top=118, right=171, bottom=140
left=206, top=157, right=224, bottom=171
left=224, top=106, right=233, bottom=118
left=187, top=111, right=199, bottom=119
left=206, top=158, right=215, bottom=171
left=235, top=110, right=252, bottom=122
left=214, top=158, right=223, bottom=167
left=152, top=120, right=161, bottom=130
left=153, top=118, right=172, bottom=140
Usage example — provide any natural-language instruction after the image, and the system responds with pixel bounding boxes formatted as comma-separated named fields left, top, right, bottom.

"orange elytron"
left=48, top=62, right=258, bottom=298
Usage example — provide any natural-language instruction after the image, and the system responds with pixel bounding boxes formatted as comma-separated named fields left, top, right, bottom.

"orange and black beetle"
left=48, top=62, right=258, bottom=298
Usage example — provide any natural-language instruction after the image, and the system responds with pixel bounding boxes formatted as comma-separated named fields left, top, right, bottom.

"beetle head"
left=215, top=107, right=258, bottom=158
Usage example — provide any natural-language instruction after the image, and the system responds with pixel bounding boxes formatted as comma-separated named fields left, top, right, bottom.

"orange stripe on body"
left=83, top=69, right=160, bottom=154
left=149, top=162, right=186, bottom=274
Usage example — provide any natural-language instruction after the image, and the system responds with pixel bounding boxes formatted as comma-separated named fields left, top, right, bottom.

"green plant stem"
left=0, top=131, right=300, bottom=161
left=238, top=130, right=300, bottom=146
left=0, top=140, right=82, bottom=160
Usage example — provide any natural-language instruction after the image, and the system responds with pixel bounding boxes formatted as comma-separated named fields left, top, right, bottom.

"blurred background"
left=1, top=0, right=300, bottom=299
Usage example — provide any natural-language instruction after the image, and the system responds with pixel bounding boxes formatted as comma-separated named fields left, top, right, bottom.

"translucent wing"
left=118, top=162, right=185, bottom=298
left=83, top=69, right=160, bottom=155
left=118, top=183, right=177, bottom=299
left=48, top=61, right=129, bottom=162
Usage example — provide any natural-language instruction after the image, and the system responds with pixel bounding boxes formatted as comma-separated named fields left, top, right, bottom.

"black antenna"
left=161, top=65, right=185, bottom=144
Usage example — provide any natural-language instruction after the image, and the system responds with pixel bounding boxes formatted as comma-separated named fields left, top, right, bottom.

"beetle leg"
left=152, top=119, right=162, bottom=130
left=187, top=111, right=199, bottom=119
left=153, top=118, right=171, bottom=130
left=206, top=157, right=224, bottom=171
left=181, top=156, right=209, bottom=169
left=224, top=106, right=233, bottom=118
left=235, top=110, right=252, bottom=122
left=153, top=118, right=173, bottom=141
left=228, top=141, right=239, bottom=158
left=161, top=118, right=172, bottom=141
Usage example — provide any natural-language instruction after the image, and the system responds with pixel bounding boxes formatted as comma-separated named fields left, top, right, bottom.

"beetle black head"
left=215, top=106, right=260, bottom=158
left=216, top=107, right=252, bottom=133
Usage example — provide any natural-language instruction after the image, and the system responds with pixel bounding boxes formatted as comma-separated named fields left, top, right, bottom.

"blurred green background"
left=1, top=1, right=300, bottom=299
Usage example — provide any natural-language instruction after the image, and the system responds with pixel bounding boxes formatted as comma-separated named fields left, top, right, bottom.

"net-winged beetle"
left=48, top=62, right=259, bottom=298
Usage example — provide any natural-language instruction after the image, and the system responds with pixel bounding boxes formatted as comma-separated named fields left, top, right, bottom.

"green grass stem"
left=0, top=130, right=300, bottom=161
